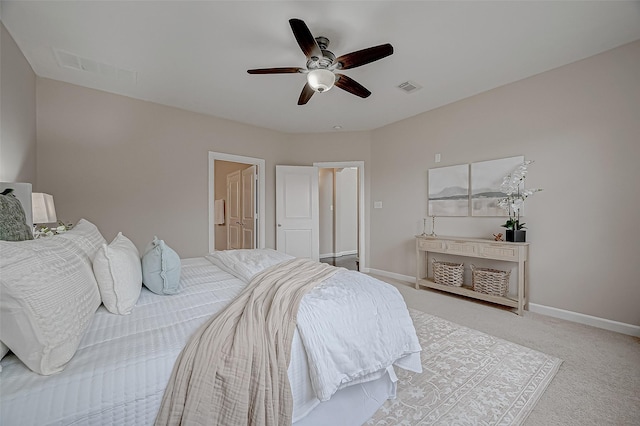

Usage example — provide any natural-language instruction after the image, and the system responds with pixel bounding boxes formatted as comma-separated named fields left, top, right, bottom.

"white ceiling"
left=2, top=1, right=639, bottom=134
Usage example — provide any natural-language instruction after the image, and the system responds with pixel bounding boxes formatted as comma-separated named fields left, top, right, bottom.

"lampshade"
left=307, top=69, right=335, bottom=92
left=32, top=193, right=57, bottom=224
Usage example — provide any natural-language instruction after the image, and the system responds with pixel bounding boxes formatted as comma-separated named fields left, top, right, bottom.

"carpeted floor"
left=367, top=309, right=561, bottom=425
left=373, top=276, right=640, bottom=425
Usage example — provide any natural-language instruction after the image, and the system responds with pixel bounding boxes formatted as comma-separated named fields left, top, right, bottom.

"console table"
left=415, top=236, right=529, bottom=315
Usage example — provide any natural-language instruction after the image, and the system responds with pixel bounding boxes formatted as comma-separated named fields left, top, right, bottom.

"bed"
left=0, top=183, right=421, bottom=426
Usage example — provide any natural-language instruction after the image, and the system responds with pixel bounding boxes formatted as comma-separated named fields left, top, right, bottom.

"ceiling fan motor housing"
left=306, top=44, right=336, bottom=70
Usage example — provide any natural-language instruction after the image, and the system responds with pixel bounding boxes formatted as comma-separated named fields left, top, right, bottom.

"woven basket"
left=432, top=259, right=464, bottom=287
left=471, top=265, right=510, bottom=296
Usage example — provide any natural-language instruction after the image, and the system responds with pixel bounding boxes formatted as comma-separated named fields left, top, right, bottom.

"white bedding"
left=207, top=247, right=294, bottom=281
left=1, top=252, right=421, bottom=425
left=0, top=258, right=244, bottom=426
left=0, top=258, right=312, bottom=425
left=208, top=249, right=423, bottom=402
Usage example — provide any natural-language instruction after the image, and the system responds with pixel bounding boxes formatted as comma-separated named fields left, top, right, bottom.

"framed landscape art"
left=470, top=155, right=524, bottom=216
left=428, top=164, right=469, bottom=216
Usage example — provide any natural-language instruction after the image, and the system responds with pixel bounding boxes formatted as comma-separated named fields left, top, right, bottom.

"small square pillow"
left=0, top=189, right=33, bottom=241
left=141, top=236, right=181, bottom=295
left=93, top=233, right=142, bottom=315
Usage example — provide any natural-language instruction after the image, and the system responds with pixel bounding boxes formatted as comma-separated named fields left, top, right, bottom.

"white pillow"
left=57, top=218, right=106, bottom=260
left=93, top=233, right=142, bottom=315
left=206, top=248, right=294, bottom=282
left=0, top=233, right=102, bottom=375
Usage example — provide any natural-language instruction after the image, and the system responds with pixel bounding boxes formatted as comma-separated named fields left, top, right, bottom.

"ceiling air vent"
left=397, top=80, right=422, bottom=94
left=53, top=48, right=137, bottom=84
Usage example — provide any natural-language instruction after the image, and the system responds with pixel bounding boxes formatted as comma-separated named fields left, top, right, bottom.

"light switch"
left=435, top=153, right=441, bottom=163
left=374, top=201, right=383, bottom=209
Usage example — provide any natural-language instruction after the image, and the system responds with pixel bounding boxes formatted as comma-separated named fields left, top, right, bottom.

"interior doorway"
left=208, top=152, right=265, bottom=253
left=315, top=161, right=365, bottom=271
left=219, top=163, right=257, bottom=251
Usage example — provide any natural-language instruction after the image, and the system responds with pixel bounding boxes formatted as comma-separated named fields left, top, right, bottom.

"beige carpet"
left=367, top=309, right=561, bottom=426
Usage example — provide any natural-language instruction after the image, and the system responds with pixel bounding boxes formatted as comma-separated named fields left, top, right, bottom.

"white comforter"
left=207, top=249, right=422, bottom=401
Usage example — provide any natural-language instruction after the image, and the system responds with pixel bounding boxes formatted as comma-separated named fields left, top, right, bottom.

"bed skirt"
left=294, top=369, right=396, bottom=426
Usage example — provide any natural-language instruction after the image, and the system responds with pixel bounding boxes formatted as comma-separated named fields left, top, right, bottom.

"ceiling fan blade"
left=289, top=18, right=322, bottom=59
left=298, top=83, right=315, bottom=105
left=247, top=67, right=304, bottom=74
left=336, top=43, right=394, bottom=70
left=334, top=74, right=371, bottom=98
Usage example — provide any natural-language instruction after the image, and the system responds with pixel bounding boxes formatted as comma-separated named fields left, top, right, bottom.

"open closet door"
left=275, top=165, right=319, bottom=260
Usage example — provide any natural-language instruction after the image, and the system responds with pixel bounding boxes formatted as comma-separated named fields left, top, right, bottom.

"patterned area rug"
left=367, top=309, right=562, bottom=426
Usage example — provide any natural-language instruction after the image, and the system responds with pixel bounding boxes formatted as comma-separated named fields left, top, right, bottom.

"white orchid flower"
left=511, top=199, right=524, bottom=212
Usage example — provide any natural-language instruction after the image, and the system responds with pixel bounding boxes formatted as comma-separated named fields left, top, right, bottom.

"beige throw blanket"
left=155, top=258, right=340, bottom=426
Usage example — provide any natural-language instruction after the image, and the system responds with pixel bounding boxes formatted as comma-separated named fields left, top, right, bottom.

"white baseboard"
left=367, top=268, right=640, bottom=337
left=529, top=303, right=640, bottom=337
left=367, top=268, right=415, bottom=283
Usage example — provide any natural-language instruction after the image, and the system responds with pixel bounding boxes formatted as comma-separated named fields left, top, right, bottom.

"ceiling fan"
left=247, top=18, right=394, bottom=105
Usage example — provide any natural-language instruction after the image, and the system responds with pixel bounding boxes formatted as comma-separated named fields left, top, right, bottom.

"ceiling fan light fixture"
left=307, top=69, right=335, bottom=92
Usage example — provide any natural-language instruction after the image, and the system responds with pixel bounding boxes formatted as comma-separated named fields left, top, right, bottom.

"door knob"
left=277, top=224, right=282, bottom=227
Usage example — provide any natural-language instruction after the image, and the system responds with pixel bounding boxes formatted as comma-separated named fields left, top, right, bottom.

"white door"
left=226, top=170, right=242, bottom=249
left=276, top=165, right=319, bottom=260
left=241, top=165, right=257, bottom=249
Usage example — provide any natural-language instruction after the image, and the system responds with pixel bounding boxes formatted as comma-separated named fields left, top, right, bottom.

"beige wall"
left=370, top=40, right=640, bottom=326
left=36, top=78, right=288, bottom=257
left=0, top=22, right=36, bottom=184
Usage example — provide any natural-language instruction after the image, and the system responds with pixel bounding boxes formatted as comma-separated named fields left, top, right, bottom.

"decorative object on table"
left=429, top=215, right=437, bottom=237
left=470, top=156, right=524, bottom=216
left=432, top=259, right=464, bottom=287
left=493, top=232, right=503, bottom=241
left=471, top=264, right=511, bottom=296
left=502, top=222, right=526, bottom=243
left=428, top=164, right=469, bottom=216
left=420, top=217, right=428, bottom=237
left=497, top=160, right=542, bottom=242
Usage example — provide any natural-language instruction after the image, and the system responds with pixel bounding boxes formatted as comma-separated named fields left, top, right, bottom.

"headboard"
left=0, top=182, right=33, bottom=227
